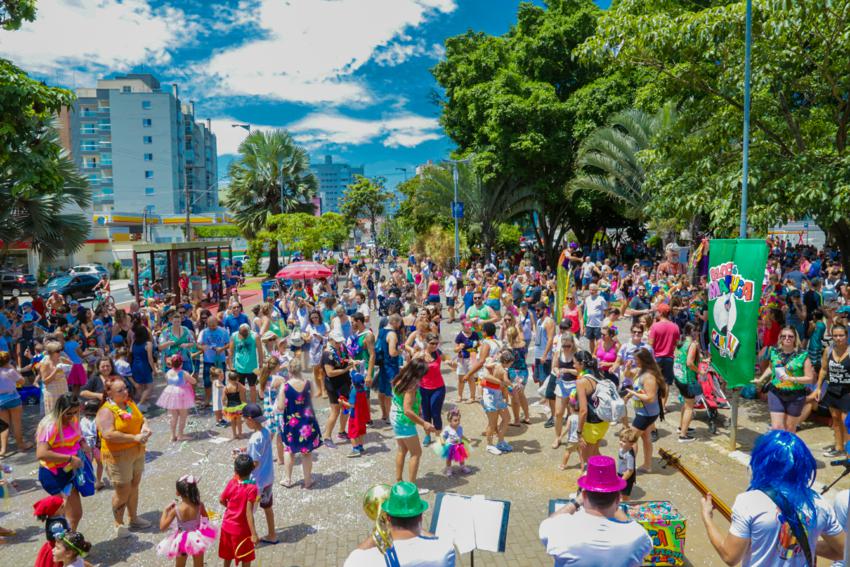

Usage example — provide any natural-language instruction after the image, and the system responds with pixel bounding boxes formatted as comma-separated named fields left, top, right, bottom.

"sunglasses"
left=780, top=335, right=796, bottom=340
left=473, top=297, right=482, bottom=300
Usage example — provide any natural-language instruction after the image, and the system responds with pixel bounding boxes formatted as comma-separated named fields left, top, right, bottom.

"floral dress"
left=280, top=381, right=323, bottom=454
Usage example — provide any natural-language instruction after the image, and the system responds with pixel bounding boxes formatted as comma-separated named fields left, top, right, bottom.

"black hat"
left=242, top=403, right=266, bottom=422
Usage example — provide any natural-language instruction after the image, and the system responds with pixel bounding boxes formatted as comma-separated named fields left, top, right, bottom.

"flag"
left=555, top=250, right=572, bottom=320
left=707, top=239, right=768, bottom=388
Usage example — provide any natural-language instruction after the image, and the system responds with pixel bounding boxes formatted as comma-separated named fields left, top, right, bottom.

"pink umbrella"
left=275, top=261, right=333, bottom=280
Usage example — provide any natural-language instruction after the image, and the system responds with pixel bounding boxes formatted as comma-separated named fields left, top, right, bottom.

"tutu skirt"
left=67, top=363, right=87, bottom=387
left=223, top=403, right=246, bottom=420
left=156, top=518, right=218, bottom=558
left=432, top=440, right=469, bottom=464
left=157, top=384, right=196, bottom=410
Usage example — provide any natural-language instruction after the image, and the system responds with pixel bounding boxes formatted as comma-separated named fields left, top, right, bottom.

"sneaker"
left=544, top=416, right=555, bottom=429
left=486, top=445, right=503, bottom=455
left=346, top=448, right=362, bottom=458
left=497, top=441, right=513, bottom=453
left=418, top=487, right=431, bottom=495
left=324, top=439, right=336, bottom=449
left=334, top=435, right=349, bottom=444
left=129, top=517, right=151, bottom=530
left=422, top=435, right=432, bottom=447
left=114, top=525, right=131, bottom=539
left=650, top=430, right=658, bottom=442
left=677, top=435, right=695, bottom=443
left=338, top=432, right=349, bottom=440
left=823, top=447, right=844, bottom=458
left=444, top=467, right=453, bottom=477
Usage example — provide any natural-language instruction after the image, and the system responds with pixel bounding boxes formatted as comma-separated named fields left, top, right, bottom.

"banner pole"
left=728, top=389, right=739, bottom=451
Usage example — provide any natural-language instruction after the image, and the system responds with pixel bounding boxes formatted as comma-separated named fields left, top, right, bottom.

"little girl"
left=51, top=530, right=92, bottom=567
left=80, top=400, right=104, bottom=491
left=223, top=371, right=247, bottom=440
left=210, top=367, right=226, bottom=427
left=63, top=328, right=89, bottom=396
left=439, top=408, right=470, bottom=476
left=157, top=355, right=197, bottom=442
left=157, top=475, right=218, bottom=567
left=558, top=390, right=581, bottom=471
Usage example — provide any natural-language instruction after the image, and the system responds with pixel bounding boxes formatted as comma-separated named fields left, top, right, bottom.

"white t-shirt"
left=584, top=295, right=608, bottom=328
left=730, top=490, right=842, bottom=567
left=581, top=261, right=596, bottom=279
left=564, top=414, right=579, bottom=444
left=831, top=489, right=849, bottom=567
left=358, top=303, right=371, bottom=321
left=539, top=509, right=652, bottom=566
left=342, top=535, right=456, bottom=567
left=444, top=275, right=457, bottom=298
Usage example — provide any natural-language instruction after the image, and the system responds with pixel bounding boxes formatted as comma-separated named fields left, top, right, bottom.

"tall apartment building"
left=311, top=155, right=364, bottom=214
left=61, top=73, right=218, bottom=215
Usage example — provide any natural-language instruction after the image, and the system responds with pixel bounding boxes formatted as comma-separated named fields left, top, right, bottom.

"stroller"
left=693, top=359, right=730, bottom=434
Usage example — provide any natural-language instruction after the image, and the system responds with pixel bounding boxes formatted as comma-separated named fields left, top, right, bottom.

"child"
left=440, top=408, right=470, bottom=476
left=558, top=391, right=582, bottom=470
left=219, top=454, right=259, bottom=567
left=51, top=530, right=92, bottom=567
left=113, top=347, right=138, bottom=401
left=80, top=400, right=104, bottom=491
left=210, top=367, right=227, bottom=428
left=344, top=366, right=369, bottom=458
left=63, top=328, right=88, bottom=396
left=34, top=495, right=68, bottom=567
left=157, top=354, right=197, bottom=442
left=242, top=403, right=277, bottom=545
left=258, top=357, right=287, bottom=467
left=223, top=371, right=247, bottom=440
left=157, top=475, right=218, bottom=567
left=617, top=428, right=639, bottom=501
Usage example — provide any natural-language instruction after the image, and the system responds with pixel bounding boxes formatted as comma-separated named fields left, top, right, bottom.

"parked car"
left=69, top=264, right=109, bottom=278
left=0, top=271, right=37, bottom=297
left=39, top=274, right=100, bottom=300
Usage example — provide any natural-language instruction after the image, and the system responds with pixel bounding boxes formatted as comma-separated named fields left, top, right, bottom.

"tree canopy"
left=259, top=212, right=350, bottom=261
left=340, top=175, right=392, bottom=240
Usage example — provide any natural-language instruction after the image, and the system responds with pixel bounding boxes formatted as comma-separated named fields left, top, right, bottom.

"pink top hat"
left=577, top=455, right=626, bottom=493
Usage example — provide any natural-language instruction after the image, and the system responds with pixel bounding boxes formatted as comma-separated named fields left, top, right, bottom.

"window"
left=142, top=118, right=152, bottom=128
left=143, top=136, right=152, bottom=144
left=122, top=86, right=131, bottom=93
left=144, top=170, right=154, bottom=179
left=141, top=100, right=151, bottom=110
left=81, top=124, right=96, bottom=134
left=144, top=187, right=155, bottom=196
left=144, top=153, right=153, bottom=162
left=83, top=158, right=97, bottom=169
left=81, top=141, right=97, bottom=151
left=100, top=153, right=112, bottom=166
left=87, top=174, right=98, bottom=183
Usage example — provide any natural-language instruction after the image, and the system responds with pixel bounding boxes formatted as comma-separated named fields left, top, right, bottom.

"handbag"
left=73, top=449, right=97, bottom=497
left=537, top=372, right=554, bottom=398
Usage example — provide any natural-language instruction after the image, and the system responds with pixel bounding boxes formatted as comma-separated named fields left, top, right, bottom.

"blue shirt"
left=223, top=313, right=250, bottom=335
left=248, top=426, right=274, bottom=489
left=200, top=327, right=229, bottom=364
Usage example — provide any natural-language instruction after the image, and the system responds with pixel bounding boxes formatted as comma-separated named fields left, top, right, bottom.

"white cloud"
left=0, top=0, right=197, bottom=82
left=209, top=111, right=443, bottom=155
left=203, top=0, right=456, bottom=104
left=373, top=39, right=446, bottom=66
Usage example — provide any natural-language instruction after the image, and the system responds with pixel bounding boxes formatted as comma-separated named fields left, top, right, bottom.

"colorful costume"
left=223, top=389, right=245, bottom=421
left=437, top=424, right=469, bottom=464
left=157, top=369, right=196, bottom=410
left=157, top=508, right=218, bottom=558
left=280, top=381, right=322, bottom=454
left=346, top=371, right=370, bottom=440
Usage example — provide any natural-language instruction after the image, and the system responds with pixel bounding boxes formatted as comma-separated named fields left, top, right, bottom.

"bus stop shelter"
left=131, top=240, right=233, bottom=305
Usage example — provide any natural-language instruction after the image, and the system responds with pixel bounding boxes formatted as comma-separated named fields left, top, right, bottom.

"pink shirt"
left=649, top=320, right=680, bottom=358
left=37, top=420, right=82, bottom=472
left=420, top=351, right=444, bottom=390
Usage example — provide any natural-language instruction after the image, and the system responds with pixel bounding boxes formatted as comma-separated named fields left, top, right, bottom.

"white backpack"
left=587, top=375, right=625, bottom=423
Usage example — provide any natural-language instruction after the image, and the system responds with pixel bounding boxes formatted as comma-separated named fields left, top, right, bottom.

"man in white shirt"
left=540, top=455, right=652, bottom=566
left=582, top=283, right=608, bottom=354
left=444, top=271, right=458, bottom=323
left=344, top=482, right=456, bottom=566
left=356, top=291, right=371, bottom=324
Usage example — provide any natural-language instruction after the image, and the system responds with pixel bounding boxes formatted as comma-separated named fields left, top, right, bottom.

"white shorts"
left=457, top=355, right=477, bottom=376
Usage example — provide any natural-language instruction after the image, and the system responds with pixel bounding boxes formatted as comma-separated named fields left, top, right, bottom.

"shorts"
left=237, top=372, right=257, bottom=388
left=104, top=446, right=146, bottom=485
left=219, top=531, right=255, bottom=562
left=446, top=297, right=456, bottom=307
left=38, top=466, right=74, bottom=495
left=325, top=375, right=352, bottom=405
left=259, top=484, right=273, bottom=509
left=427, top=295, right=441, bottom=304
left=392, top=419, right=418, bottom=439
left=823, top=387, right=850, bottom=413
left=533, top=358, right=552, bottom=385
left=674, top=381, right=700, bottom=400
left=581, top=421, right=609, bottom=444
left=632, top=413, right=660, bottom=431
left=0, top=392, right=22, bottom=410
left=457, top=357, right=473, bottom=376
left=203, top=361, right=225, bottom=389
left=481, top=387, right=508, bottom=413
left=656, top=357, right=675, bottom=385
left=554, top=379, right=576, bottom=399
left=508, top=367, right=529, bottom=386
left=621, top=473, right=636, bottom=497
left=767, top=389, right=807, bottom=417
left=584, top=327, right=602, bottom=340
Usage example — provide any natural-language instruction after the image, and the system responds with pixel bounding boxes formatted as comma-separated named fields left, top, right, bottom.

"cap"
left=261, top=331, right=277, bottom=341
left=242, top=403, right=266, bottom=422
left=656, top=303, right=671, bottom=315
left=33, top=495, right=65, bottom=518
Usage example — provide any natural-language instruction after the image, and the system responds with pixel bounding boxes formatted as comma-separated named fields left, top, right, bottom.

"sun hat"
left=288, top=334, right=305, bottom=347
left=261, top=331, right=277, bottom=342
left=381, top=481, right=429, bottom=518
left=329, top=329, right=345, bottom=343
left=577, top=455, right=626, bottom=493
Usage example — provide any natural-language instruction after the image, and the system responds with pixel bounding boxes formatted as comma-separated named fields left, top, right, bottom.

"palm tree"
left=0, top=128, right=91, bottom=265
left=570, top=103, right=676, bottom=216
left=224, top=130, right=317, bottom=276
left=412, top=162, right=537, bottom=260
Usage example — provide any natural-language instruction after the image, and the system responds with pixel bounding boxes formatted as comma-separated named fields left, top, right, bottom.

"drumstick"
left=659, top=448, right=732, bottom=521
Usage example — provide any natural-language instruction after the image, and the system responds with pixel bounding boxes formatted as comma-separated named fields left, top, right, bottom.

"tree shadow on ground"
left=510, top=439, right=541, bottom=455
left=417, top=470, right=471, bottom=494
left=277, top=522, right=317, bottom=544
left=89, top=535, right=154, bottom=565
left=311, top=470, right=349, bottom=489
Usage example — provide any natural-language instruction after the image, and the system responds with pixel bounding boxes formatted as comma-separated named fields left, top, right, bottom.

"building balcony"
left=98, top=124, right=111, bottom=132
left=99, top=140, right=111, bottom=148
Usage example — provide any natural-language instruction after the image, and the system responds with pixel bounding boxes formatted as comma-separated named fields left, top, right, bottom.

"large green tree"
left=582, top=0, right=850, bottom=261
left=259, top=212, right=350, bottom=261
left=340, top=175, right=392, bottom=241
left=223, top=130, right=317, bottom=276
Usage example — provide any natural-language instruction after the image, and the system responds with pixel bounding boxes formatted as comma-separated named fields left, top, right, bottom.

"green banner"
left=707, top=239, right=768, bottom=388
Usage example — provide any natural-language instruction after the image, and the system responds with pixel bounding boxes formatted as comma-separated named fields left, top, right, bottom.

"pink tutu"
left=67, top=363, right=87, bottom=387
left=157, top=384, right=196, bottom=410
left=448, top=441, right=469, bottom=465
left=156, top=516, right=218, bottom=558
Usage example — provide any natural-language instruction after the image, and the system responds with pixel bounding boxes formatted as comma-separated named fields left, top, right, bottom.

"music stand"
left=429, top=492, right=510, bottom=566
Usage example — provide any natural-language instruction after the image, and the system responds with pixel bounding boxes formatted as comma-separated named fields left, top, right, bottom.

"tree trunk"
left=267, top=240, right=280, bottom=277
left=370, top=213, right=377, bottom=243
left=829, top=218, right=850, bottom=268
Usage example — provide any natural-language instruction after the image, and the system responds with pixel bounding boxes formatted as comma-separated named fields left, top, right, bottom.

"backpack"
left=587, top=374, right=625, bottom=423
left=374, top=327, right=388, bottom=368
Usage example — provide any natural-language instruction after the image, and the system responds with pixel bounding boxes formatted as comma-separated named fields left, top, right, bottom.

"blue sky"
left=0, top=0, right=609, bottom=191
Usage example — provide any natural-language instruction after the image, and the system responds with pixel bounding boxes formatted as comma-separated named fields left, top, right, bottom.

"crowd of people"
left=2, top=237, right=850, bottom=565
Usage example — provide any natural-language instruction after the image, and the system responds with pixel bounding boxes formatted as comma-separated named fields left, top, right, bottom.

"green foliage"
left=413, top=225, right=469, bottom=269
left=377, top=217, right=415, bottom=252
left=340, top=175, right=392, bottom=239
left=193, top=225, right=241, bottom=239
left=1, top=0, right=36, bottom=30
left=223, top=130, right=317, bottom=276
left=244, top=239, right=264, bottom=276
left=259, top=213, right=350, bottom=261
left=495, top=223, right=522, bottom=252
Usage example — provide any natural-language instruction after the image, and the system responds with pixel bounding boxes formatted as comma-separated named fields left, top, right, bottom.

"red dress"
left=347, top=389, right=370, bottom=440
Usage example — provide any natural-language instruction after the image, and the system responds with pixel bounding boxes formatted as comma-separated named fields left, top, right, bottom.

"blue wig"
left=749, top=430, right=817, bottom=530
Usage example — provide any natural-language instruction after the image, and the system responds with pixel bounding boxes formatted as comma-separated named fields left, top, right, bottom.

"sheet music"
left=469, top=495, right=506, bottom=553
left=431, top=493, right=509, bottom=554
left=433, top=494, right=476, bottom=553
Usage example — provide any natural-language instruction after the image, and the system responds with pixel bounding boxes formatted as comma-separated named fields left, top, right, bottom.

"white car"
left=70, top=264, right=109, bottom=279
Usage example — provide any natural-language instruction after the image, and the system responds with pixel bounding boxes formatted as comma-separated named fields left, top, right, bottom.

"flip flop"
left=260, top=538, right=279, bottom=545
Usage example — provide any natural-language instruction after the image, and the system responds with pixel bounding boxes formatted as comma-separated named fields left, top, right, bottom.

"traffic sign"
left=451, top=201, right=464, bottom=219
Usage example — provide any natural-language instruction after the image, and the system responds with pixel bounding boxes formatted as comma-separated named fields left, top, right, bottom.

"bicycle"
left=93, top=290, right=115, bottom=312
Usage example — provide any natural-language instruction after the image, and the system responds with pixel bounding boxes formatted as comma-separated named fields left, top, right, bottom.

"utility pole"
left=452, top=162, right=460, bottom=267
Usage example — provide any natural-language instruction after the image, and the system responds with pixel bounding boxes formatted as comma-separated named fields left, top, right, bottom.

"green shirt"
left=673, top=338, right=697, bottom=385
left=391, top=389, right=421, bottom=428
left=232, top=331, right=258, bottom=374
left=769, top=348, right=809, bottom=392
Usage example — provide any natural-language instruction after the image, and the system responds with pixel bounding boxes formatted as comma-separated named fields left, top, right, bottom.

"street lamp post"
left=452, top=162, right=460, bottom=267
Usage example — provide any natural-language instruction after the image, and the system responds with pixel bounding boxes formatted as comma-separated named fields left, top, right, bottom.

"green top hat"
left=381, top=482, right=429, bottom=518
